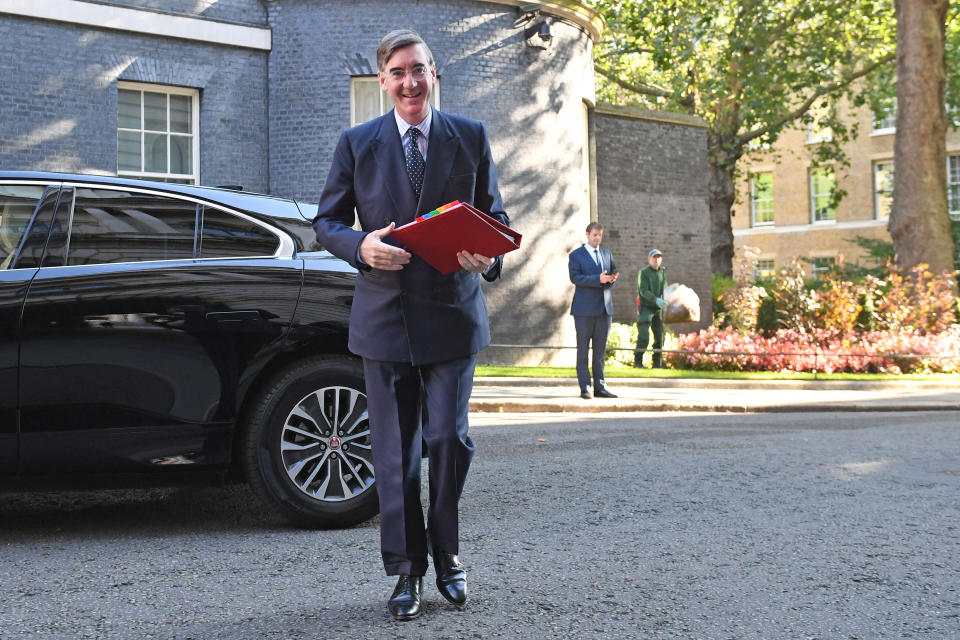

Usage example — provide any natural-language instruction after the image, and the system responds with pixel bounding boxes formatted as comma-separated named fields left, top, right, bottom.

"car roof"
left=0, top=171, right=313, bottom=222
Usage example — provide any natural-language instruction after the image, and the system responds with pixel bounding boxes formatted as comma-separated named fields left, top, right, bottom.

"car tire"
left=242, top=355, right=379, bottom=528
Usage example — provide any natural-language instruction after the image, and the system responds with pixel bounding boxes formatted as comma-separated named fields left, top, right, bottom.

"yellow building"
left=733, top=102, right=960, bottom=279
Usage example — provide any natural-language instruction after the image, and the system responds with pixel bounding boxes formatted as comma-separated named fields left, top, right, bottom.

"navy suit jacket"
left=569, top=245, right=616, bottom=316
left=313, top=109, right=509, bottom=366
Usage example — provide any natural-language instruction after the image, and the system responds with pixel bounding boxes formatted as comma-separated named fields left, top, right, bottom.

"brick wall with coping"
left=594, top=105, right=712, bottom=333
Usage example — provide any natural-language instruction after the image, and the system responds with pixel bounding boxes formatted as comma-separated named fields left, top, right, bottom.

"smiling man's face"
left=379, top=43, right=436, bottom=125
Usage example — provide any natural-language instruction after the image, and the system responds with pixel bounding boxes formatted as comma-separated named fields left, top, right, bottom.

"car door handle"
left=205, top=310, right=261, bottom=322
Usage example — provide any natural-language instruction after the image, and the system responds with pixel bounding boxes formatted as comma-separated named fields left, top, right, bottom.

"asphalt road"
left=2, top=412, right=958, bottom=639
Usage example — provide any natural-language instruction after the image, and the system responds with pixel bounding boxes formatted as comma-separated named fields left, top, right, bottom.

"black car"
left=0, top=171, right=376, bottom=528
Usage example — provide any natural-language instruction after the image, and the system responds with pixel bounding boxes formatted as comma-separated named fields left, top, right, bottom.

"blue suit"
left=313, top=109, right=508, bottom=576
left=568, top=245, right=616, bottom=393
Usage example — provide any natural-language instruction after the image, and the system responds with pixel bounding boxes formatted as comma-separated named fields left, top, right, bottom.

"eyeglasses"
left=387, top=66, right=429, bottom=83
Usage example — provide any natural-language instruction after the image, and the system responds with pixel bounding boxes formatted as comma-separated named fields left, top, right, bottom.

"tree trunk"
left=709, top=161, right=736, bottom=276
left=890, top=0, right=956, bottom=291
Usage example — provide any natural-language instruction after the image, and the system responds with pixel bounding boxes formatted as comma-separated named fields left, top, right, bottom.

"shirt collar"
left=583, top=243, right=600, bottom=254
left=395, top=107, right=432, bottom=140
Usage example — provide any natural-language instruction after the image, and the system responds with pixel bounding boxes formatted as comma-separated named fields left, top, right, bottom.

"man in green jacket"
left=635, top=249, right=667, bottom=368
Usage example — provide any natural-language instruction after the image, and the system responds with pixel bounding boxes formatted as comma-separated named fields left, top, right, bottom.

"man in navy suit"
left=313, top=30, right=508, bottom=621
left=568, top=222, right=619, bottom=399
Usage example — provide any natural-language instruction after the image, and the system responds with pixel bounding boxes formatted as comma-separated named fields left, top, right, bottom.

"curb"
left=468, top=400, right=960, bottom=413
left=473, top=377, right=960, bottom=391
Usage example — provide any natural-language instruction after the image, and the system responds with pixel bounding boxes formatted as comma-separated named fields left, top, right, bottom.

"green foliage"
left=605, top=321, right=639, bottom=366
left=593, top=0, right=899, bottom=171
left=844, top=235, right=897, bottom=278
left=711, top=272, right=736, bottom=325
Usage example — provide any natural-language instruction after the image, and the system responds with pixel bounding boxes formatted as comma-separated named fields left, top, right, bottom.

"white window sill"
left=870, top=128, right=896, bottom=137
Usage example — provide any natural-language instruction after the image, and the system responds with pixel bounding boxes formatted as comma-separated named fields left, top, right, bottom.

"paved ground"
left=470, top=377, right=960, bottom=412
left=2, top=411, right=959, bottom=639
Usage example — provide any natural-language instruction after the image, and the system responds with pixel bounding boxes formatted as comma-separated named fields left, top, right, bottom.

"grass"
left=474, top=365, right=959, bottom=382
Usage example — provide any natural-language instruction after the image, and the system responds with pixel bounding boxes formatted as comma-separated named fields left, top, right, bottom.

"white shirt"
left=583, top=243, right=603, bottom=270
left=395, top=107, right=431, bottom=161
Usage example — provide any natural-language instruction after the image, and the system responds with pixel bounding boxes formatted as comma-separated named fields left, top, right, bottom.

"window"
left=872, top=99, right=896, bottom=134
left=350, top=76, right=440, bottom=126
left=118, top=83, right=199, bottom=184
left=949, top=155, right=960, bottom=219
left=754, top=259, right=775, bottom=280
left=750, top=173, right=774, bottom=226
left=810, top=168, right=836, bottom=222
left=811, top=257, right=836, bottom=281
left=806, top=101, right=833, bottom=143
left=67, top=188, right=197, bottom=266
left=873, top=161, right=894, bottom=219
left=199, top=207, right=279, bottom=258
left=0, top=184, right=46, bottom=269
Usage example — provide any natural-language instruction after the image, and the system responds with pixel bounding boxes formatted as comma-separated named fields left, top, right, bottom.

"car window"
left=0, top=184, right=46, bottom=269
left=200, top=207, right=280, bottom=258
left=67, top=188, right=197, bottom=266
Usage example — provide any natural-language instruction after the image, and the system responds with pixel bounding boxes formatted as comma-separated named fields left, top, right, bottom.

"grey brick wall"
left=268, top=0, right=597, bottom=363
left=594, top=107, right=712, bottom=333
left=0, top=13, right=269, bottom=192
left=106, top=0, right=267, bottom=25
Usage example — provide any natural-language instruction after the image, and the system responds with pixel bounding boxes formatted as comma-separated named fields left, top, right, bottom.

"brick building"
left=0, top=0, right=711, bottom=363
left=734, top=99, right=960, bottom=279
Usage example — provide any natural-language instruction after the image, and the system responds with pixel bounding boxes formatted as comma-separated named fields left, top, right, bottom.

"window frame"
left=811, top=256, right=836, bottom=281
left=873, top=160, right=894, bottom=220
left=948, top=154, right=960, bottom=220
left=749, top=172, right=775, bottom=227
left=349, top=75, right=440, bottom=127
left=871, top=99, right=897, bottom=136
left=117, top=81, right=201, bottom=184
left=809, top=168, right=837, bottom=224
left=49, top=182, right=293, bottom=268
left=753, top=259, right=775, bottom=281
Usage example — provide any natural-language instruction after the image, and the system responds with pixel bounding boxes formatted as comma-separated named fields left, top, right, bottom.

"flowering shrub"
left=668, top=325, right=960, bottom=374
left=605, top=322, right=677, bottom=367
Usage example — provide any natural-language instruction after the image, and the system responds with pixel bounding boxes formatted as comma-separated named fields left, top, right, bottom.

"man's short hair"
left=377, top=29, right=435, bottom=71
left=585, top=222, right=604, bottom=233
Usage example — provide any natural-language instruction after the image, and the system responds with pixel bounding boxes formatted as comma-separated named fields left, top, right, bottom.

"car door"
left=0, top=182, right=60, bottom=474
left=17, top=184, right=300, bottom=474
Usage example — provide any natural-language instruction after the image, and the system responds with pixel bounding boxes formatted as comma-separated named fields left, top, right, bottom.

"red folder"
left=391, top=201, right=522, bottom=274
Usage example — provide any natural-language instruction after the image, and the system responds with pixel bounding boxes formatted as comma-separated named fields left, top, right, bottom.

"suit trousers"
left=362, top=355, right=476, bottom=576
left=574, top=314, right=611, bottom=392
left=635, top=312, right=665, bottom=367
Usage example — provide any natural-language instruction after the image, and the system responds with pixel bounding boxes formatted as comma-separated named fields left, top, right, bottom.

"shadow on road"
left=0, top=485, right=377, bottom=540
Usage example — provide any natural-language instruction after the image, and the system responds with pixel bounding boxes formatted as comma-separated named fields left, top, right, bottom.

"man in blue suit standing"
left=568, top=222, right=619, bottom=399
left=313, top=30, right=509, bottom=621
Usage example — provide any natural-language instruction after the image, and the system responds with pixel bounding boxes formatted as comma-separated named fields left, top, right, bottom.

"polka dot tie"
left=405, top=127, right=425, bottom=201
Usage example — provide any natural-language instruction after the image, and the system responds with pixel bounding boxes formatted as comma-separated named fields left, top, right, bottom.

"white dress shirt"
left=583, top=243, right=603, bottom=271
left=395, top=107, right=431, bottom=160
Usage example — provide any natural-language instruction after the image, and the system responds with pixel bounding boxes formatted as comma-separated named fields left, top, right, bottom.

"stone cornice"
left=262, top=0, right=606, bottom=42
left=595, top=103, right=708, bottom=129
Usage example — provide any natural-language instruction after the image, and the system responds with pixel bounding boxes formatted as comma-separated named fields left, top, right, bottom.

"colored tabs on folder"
left=416, top=201, right=461, bottom=222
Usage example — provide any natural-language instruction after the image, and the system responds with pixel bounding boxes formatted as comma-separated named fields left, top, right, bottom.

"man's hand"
left=359, top=222, right=411, bottom=271
left=600, top=270, right=619, bottom=284
left=457, top=251, right=494, bottom=274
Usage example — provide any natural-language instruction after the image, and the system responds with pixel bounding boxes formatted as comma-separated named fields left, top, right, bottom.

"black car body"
left=0, top=171, right=376, bottom=527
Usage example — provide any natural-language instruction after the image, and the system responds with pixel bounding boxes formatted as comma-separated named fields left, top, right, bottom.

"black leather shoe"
left=433, top=549, right=467, bottom=607
left=594, top=388, right=618, bottom=398
left=387, top=575, right=423, bottom=621
left=580, top=390, right=591, bottom=399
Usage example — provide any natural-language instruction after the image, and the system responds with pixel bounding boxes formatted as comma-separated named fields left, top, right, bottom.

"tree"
left=593, top=0, right=897, bottom=276
left=890, top=0, right=956, bottom=293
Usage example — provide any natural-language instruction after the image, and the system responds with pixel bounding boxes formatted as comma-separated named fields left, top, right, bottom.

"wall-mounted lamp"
left=516, top=4, right=553, bottom=50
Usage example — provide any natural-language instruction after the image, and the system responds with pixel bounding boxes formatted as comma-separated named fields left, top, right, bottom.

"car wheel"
left=242, top=355, right=378, bottom=528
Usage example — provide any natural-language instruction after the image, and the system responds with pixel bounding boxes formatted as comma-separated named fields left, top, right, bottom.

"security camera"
left=538, top=21, right=552, bottom=41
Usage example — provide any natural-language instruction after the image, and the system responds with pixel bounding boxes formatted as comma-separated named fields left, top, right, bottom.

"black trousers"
left=574, top=314, right=611, bottom=392
left=636, top=313, right=665, bottom=366
left=362, top=355, right=476, bottom=576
